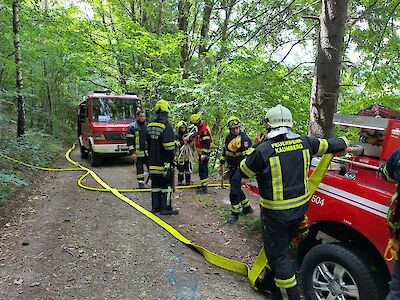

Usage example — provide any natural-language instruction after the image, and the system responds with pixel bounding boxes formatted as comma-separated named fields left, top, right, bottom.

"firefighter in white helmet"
left=240, top=104, right=349, bottom=299
left=219, top=116, right=254, bottom=223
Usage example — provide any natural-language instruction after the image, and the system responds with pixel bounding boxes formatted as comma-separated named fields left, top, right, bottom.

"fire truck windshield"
left=92, top=97, right=138, bottom=122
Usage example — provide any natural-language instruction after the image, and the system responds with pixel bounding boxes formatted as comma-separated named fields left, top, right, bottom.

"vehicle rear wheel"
left=301, top=243, right=387, bottom=300
left=88, top=149, right=101, bottom=167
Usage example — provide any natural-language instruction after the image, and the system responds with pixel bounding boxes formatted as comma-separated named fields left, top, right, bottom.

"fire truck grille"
left=104, top=132, right=126, bottom=141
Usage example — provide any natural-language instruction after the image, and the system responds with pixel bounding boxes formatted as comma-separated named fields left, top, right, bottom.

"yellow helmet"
left=227, top=116, right=240, bottom=129
left=264, top=104, right=293, bottom=128
left=155, top=99, right=171, bottom=113
left=190, top=114, right=201, bottom=124
left=176, top=120, right=187, bottom=128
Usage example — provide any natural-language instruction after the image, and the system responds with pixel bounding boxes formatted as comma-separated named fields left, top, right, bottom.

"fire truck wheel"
left=88, top=149, right=101, bottom=167
left=80, top=145, right=88, bottom=159
left=301, top=243, right=385, bottom=300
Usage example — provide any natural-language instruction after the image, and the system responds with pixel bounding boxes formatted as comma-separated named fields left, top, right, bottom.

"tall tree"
left=199, top=0, right=213, bottom=58
left=178, top=0, right=190, bottom=79
left=309, top=0, right=348, bottom=138
left=12, top=0, right=25, bottom=137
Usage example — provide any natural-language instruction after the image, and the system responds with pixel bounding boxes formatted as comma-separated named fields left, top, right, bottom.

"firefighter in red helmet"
left=188, top=113, right=212, bottom=194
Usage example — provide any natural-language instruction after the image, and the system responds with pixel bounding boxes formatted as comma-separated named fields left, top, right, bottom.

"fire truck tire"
left=301, top=243, right=386, bottom=300
left=80, top=145, right=88, bottom=159
left=88, top=149, right=101, bottom=167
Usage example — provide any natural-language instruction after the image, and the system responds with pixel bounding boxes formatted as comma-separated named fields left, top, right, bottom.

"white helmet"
left=264, top=104, right=293, bottom=128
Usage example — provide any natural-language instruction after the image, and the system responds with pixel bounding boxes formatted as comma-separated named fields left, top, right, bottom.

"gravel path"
left=0, top=147, right=267, bottom=300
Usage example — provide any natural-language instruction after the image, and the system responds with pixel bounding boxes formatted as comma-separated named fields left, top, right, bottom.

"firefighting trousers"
left=261, top=213, right=303, bottom=300
left=198, top=157, right=209, bottom=187
left=386, top=241, right=400, bottom=300
left=229, top=167, right=247, bottom=214
left=177, top=160, right=191, bottom=184
left=150, top=174, right=173, bottom=212
left=134, top=156, right=148, bottom=183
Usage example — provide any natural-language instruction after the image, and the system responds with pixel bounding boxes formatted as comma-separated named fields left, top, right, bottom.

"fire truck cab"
left=77, top=91, right=142, bottom=166
left=298, top=112, right=400, bottom=300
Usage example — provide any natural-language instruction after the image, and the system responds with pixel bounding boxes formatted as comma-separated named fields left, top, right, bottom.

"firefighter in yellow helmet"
left=240, top=104, right=349, bottom=299
left=219, top=116, right=254, bottom=223
left=146, top=100, right=178, bottom=215
left=187, top=113, right=213, bottom=194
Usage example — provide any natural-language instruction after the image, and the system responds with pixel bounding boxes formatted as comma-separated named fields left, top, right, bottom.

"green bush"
left=0, top=129, right=67, bottom=206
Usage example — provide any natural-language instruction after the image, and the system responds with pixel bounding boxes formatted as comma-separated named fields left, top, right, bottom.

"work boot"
left=160, top=207, right=179, bottom=215
left=178, top=174, right=184, bottom=185
left=255, top=270, right=275, bottom=296
left=228, top=213, right=239, bottom=224
left=196, top=186, right=208, bottom=194
left=151, top=192, right=161, bottom=213
left=185, top=174, right=191, bottom=186
left=242, top=205, right=254, bottom=215
left=159, top=193, right=179, bottom=215
left=138, top=180, right=146, bottom=189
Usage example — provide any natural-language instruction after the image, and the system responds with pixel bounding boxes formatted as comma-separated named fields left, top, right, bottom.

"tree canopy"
left=0, top=0, right=399, bottom=140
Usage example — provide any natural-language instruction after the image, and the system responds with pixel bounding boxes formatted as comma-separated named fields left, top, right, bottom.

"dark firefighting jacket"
left=240, top=134, right=348, bottom=221
left=383, top=147, right=400, bottom=183
left=126, top=120, right=148, bottom=157
left=220, top=131, right=252, bottom=168
left=194, top=122, right=212, bottom=156
left=146, top=112, right=175, bottom=175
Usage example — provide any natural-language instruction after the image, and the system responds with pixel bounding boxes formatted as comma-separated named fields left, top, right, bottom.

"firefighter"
left=381, top=147, right=400, bottom=300
left=240, top=104, right=349, bottom=300
left=188, top=113, right=212, bottom=194
left=219, top=116, right=254, bottom=223
left=127, top=110, right=148, bottom=189
left=147, top=100, right=178, bottom=215
left=175, top=121, right=193, bottom=186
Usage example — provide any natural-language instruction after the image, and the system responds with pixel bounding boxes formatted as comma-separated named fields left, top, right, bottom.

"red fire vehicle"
left=77, top=91, right=142, bottom=166
left=246, top=111, right=400, bottom=300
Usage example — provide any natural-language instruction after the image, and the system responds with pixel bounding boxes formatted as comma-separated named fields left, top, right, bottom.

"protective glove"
left=163, top=162, right=171, bottom=177
left=384, top=238, right=399, bottom=261
left=297, top=215, right=309, bottom=240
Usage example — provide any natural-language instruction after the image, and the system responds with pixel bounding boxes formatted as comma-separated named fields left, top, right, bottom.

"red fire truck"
left=246, top=110, right=400, bottom=300
left=77, top=91, right=142, bottom=166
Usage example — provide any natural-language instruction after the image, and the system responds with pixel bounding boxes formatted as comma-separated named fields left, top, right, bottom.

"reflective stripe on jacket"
left=194, top=122, right=212, bottom=156
left=146, top=112, right=175, bottom=175
left=127, top=120, right=148, bottom=157
left=240, top=134, right=348, bottom=220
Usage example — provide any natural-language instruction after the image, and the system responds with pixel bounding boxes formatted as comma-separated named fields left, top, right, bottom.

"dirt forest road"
left=0, top=147, right=267, bottom=300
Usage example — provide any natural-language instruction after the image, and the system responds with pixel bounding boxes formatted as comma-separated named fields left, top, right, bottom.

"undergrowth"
left=0, top=129, right=70, bottom=206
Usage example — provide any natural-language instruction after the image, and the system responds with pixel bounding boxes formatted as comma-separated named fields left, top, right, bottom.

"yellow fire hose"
left=0, top=145, right=333, bottom=289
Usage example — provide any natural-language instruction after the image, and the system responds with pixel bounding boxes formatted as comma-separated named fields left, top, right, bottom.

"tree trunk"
left=44, top=62, right=53, bottom=132
left=13, top=0, right=25, bottom=137
left=308, top=0, right=348, bottom=138
left=178, top=0, right=190, bottom=79
left=156, top=0, right=163, bottom=36
left=199, top=0, right=213, bottom=58
left=130, top=0, right=136, bottom=22
left=218, top=0, right=235, bottom=60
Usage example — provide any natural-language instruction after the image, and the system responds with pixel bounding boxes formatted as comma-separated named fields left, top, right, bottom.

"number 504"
left=311, top=195, right=325, bottom=206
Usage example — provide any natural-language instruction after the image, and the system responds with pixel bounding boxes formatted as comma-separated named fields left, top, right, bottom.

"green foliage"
left=0, top=129, right=65, bottom=206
